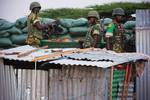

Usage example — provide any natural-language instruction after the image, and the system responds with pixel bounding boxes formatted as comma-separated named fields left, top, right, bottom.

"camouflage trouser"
left=112, top=36, right=124, bottom=53
left=83, top=32, right=93, bottom=48
left=112, top=42, right=123, bottom=53
left=26, top=35, right=41, bottom=47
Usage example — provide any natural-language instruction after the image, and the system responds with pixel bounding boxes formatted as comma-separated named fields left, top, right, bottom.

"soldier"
left=26, top=2, right=48, bottom=47
left=82, top=11, right=102, bottom=48
left=105, top=8, right=125, bottom=52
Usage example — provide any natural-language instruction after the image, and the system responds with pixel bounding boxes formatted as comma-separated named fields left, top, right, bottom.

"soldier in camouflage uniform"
left=105, top=8, right=125, bottom=52
left=83, top=11, right=102, bottom=48
left=26, top=2, right=48, bottom=47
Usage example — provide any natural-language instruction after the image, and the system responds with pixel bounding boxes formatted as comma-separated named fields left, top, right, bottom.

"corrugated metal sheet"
left=2, top=46, right=148, bottom=66
left=0, top=58, right=49, bottom=100
left=0, top=58, right=17, bottom=100
left=49, top=51, right=149, bottom=68
left=136, top=9, right=150, bottom=27
left=16, top=69, right=49, bottom=100
left=1, top=45, right=52, bottom=62
left=48, top=65, right=110, bottom=100
left=136, top=9, right=150, bottom=100
left=1, top=45, right=76, bottom=62
left=0, top=58, right=110, bottom=100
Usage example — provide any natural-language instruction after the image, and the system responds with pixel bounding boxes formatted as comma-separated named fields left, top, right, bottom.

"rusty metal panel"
left=48, top=65, right=110, bottom=100
left=136, top=9, right=150, bottom=100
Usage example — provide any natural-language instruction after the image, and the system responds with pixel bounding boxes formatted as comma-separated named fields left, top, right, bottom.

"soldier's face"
left=88, top=17, right=97, bottom=24
left=32, top=7, right=41, bottom=14
left=116, top=15, right=123, bottom=22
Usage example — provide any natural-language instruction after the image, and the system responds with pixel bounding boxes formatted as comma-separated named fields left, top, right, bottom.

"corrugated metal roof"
left=1, top=45, right=149, bottom=68
left=0, top=45, right=75, bottom=62
left=49, top=50, right=149, bottom=68
left=0, top=45, right=52, bottom=62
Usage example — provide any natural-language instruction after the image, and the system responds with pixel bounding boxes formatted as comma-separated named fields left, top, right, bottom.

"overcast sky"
left=0, top=0, right=148, bottom=22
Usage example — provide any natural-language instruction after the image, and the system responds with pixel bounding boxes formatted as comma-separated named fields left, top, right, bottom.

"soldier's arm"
left=105, top=23, right=115, bottom=50
left=105, top=23, right=115, bottom=37
left=92, top=26, right=101, bottom=48
left=33, top=21, right=48, bottom=30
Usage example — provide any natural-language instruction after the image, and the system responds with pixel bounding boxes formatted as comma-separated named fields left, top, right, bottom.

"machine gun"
left=43, top=20, right=63, bottom=39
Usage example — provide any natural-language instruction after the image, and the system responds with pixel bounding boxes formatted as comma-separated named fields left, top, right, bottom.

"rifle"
left=43, top=20, right=63, bottom=39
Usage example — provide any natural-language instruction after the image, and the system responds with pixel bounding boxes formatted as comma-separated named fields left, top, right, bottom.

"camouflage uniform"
left=105, top=8, right=125, bottom=52
left=26, top=2, right=42, bottom=47
left=106, top=23, right=124, bottom=52
left=83, top=24, right=101, bottom=48
left=83, top=11, right=101, bottom=48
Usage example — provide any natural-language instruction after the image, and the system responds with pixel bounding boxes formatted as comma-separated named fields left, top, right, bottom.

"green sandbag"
left=102, top=18, right=112, bottom=25
left=15, top=17, right=27, bottom=29
left=69, top=27, right=88, bottom=37
left=41, top=18, right=55, bottom=24
left=0, top=38, right=12, bottom=47
left=7, top=27, right=22, bottom=35
left=124, top=29, right=134, bottom=35
left=10, top=34, right=27, bottom=45
left=0, top=19, right=14, bottom=31
left=0, top=30, right=10, bottom=37
left=59, top=18, right=75, bottom=28
left=69, top=27, right=88, bottom=33
left=22, top=27, right=28, bottom=33
left=71, top=18, right=88, bottom=27
left=123, top=21, right=135, bottom=30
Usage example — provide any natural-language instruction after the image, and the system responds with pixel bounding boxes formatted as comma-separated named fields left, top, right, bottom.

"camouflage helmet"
left=112, top=8, right=125, bottom=16
left=87, top=11, right=100, bottom=19
left=30, top=2, right=41, bottom=10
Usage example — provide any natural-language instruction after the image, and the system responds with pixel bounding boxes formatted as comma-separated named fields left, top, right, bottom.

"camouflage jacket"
left=106, top=22, right=125, bottom=52
left=26, top=13, right=42, bottom=47
left=83, top=23, right=101, bottom=48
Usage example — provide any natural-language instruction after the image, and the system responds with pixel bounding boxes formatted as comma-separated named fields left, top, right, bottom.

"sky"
left=0, top=0, right=148, bottom=22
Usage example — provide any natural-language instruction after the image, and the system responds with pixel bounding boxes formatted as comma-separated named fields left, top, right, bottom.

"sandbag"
left=102, top=18, right=112, bottom=25
left=0, top=30, right=10, bottom=37
left=22, top=27, right=28, bottom=33
left=69, top=27, right=88, bottom=37
left=41, top=18, right=55, bottom=24
left=59, top=18, right=75, bottom=28
left=69, top=27, right=88, bottom=33
left=15, top=17, right=27, bottom=29
left=123, top=21, right=135, bottom=30
left=7, top=26, right=22, bottom=35
left=71, top=18, right=88, bottom=27
left=0, top=38, right=12, bottom=47
left=0, top=19, right=14, bottom=31
left=10, top=34, right=27, bottom=45
left=124, top=29, right=134, bottom=35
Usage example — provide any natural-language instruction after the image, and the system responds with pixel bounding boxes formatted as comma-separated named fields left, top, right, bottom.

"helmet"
left=30, top=2, right=41, bottom=10
left=87, top=11, right=100, bottom=19
left=112, top=8, right=125, bottom=16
